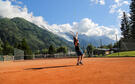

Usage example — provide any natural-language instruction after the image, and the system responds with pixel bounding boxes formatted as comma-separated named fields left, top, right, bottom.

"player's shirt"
left=75, top=42, right=80, bottom=51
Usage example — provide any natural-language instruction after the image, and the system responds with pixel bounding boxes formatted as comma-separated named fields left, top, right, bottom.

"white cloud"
left=117, top=9, right=124, bottom=19
left=114, top=0, right=120, bottom=3
left=72, top=18, right=119, bottom=40
left=9, top=0, right=23, bottom=4
left=48, top=24, right=73, bottom=41
left=99, top=0, right=105, bottom=5
left=48, top=18, right=119, bottom=41
left=17, top=1, right=22, bottom=4
left=10, top=0, right=17, bottom=2
left=0, top=0, right=49, bottom=28
left=116, top=8, right=130, bottom=29
left=90, top=0, right=105, bottom=5
left=123, top=1, right=130, bottom=5
left=90, top=0, right=98, bottom=4
left=0, top=0, right=119, bottom=41
left=114, top=0, right=129, bottom=5
left=109, top=4, right=117, bottom=13
left=109, top=0, right=130, bottom=19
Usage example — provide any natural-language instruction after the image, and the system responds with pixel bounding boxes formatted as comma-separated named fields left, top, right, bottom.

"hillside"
left=65, top=33, right=115, bottom=48
left=107, top=51, right=135, bottom=57
left=0, top=17, right=73, bottom=50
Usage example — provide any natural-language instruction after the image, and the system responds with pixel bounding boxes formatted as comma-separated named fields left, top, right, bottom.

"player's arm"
left=76, top=32, right=78, bottom=39
left=70, top=31, right=75, bottom=37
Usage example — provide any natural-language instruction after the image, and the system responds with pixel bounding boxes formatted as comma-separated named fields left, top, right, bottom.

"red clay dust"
left=0, top=57, right=135, bottom=84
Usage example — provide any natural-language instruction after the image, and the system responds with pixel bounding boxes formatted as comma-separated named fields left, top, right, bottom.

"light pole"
left=116, top=34, right=119, bottom=56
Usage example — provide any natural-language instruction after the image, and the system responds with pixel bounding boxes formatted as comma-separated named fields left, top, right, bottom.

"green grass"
left=106, top=51, right=135, bottom=57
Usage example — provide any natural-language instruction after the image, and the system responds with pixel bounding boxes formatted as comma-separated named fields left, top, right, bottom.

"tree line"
left=86, top=43, right=119, bottom=57
left=84, top=0, right=135, bottom=57
left=120, top=0, right=135, bottom=39
left=0, top=38, right=68, bottom=59
left=35, top=45, right=68, bottom=55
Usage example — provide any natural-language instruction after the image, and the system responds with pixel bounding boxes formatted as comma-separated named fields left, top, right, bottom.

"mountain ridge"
left=0, top=17, right=73, bottom=50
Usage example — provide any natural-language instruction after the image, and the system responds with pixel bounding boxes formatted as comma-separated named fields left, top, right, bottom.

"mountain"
left=65, top=33, right=115, bottom=48
left=0, top=17, right=115, bottom=52
left=78, top=34, right=115, bottom=47
left=0, top=17, right=73, bottom=50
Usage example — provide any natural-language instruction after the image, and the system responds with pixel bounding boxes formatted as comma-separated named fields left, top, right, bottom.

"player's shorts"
left=76, top=48, right=83, bottom=56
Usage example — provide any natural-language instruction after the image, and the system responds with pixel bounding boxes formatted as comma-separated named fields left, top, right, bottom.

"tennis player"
left=73, top=32, right=84, bottom=65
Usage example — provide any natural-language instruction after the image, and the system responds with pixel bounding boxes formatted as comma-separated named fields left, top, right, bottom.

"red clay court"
left=0, top=57, right=135, bottom=84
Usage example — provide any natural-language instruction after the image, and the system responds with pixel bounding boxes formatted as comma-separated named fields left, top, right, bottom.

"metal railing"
left=0, top=53, right=77, bottom=61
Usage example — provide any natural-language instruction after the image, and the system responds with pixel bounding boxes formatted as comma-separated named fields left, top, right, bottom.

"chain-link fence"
left=0, top=55, right=14, bottom=61
left=0, top=50, right=77, bottom=61
left=14, top=48, right=24, bottom=60
left=1, top=41, right=135, bottom=62
left=0, top=55, right=4, bottom=61
left=101, top=39, right=135, bottom=57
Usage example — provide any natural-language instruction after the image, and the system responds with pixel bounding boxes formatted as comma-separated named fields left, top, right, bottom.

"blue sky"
left=0, top=0, right=131, bottom=41
left=15, top=0, right=129, bottom=26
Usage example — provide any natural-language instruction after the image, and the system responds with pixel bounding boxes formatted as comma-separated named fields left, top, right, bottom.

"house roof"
left=96, top=48, right=110, bottom=51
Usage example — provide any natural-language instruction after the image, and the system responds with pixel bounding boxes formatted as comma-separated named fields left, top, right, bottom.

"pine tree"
left=120, top=12, right=130, bottom=39
left=0, top=39, right=3, bottom=54
left=57, top=46, right=67, bottom=54
left=86, top=44, right=94, bottom=57
left=130, top=0, right=135, bottom=39
left=107, top=44, right=113, bottom=49
left=2, top=41, right=14, bottom=55
left=20, top=38, right=32, bottom=59
left=41, top=48, right=48, bottom=54
left=48, top=45, right=56, bottom=54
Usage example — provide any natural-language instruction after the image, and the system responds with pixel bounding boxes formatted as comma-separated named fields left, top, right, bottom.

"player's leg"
left=80, top=54, right=83, bottom=65
left=79, top=48, right=84, bottom=65
left=77, top=56, right=80, bottom=65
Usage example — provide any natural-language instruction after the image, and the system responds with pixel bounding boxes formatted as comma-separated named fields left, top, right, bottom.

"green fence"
left=0, top=55, right=4, bottom=61
left=0, top=55, right=13, bottom=61
left=14, top=48, right=24, bottom=60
